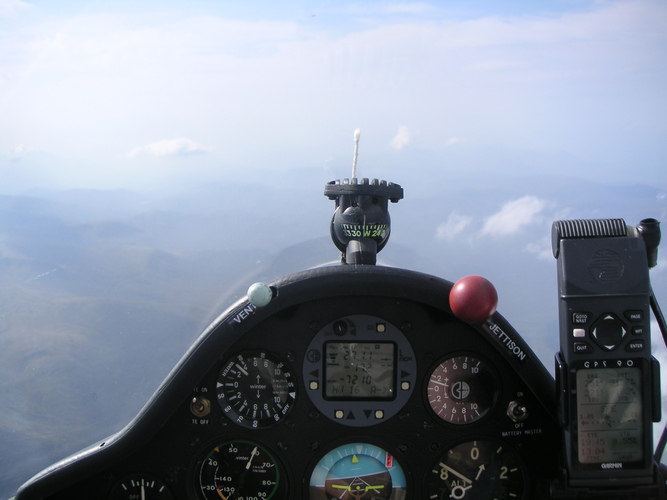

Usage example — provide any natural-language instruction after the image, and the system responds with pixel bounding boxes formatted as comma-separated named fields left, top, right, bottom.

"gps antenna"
left=324, top=130, right=403, bottom=265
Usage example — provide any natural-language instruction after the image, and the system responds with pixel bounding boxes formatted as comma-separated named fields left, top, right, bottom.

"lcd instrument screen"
left=324, top=342, right=395, bottom=400
left=576, top=367, right=643, bottom=464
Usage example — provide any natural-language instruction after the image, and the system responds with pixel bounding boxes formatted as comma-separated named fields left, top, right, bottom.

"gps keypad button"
left=632, top=325, right=645, bottom=336
left=626, top=340, right=645, bottom=352
left=591, top=313, right=627, bottom=351
left=624, top=310, right=644, bottom=322
left=573, top=342, right=593, bottom=354
left=572, top=312, right=591, bottom=325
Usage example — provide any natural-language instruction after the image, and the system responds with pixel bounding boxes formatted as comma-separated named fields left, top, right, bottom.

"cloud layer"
left=391, top=126, right=411, bottom=150
left=436, top=195, right=547, bottom=242
left=1, top=1, right=665, bottom=190
left=127, top=138, right=212, bottom=158
left=481, top=196, right=546, bottom=237
left=435, top=211, right=472, bottom=240
left=0, top=0, right=31, bottom=15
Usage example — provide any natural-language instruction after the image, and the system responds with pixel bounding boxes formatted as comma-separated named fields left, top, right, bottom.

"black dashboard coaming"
left=16, top=265, right=561, bottom=499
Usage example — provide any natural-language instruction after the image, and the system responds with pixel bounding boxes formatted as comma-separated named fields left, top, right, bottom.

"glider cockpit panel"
left=15, top=265, right=563, bottom=499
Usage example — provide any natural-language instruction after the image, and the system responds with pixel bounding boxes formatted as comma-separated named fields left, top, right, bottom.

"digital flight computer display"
left=324, top=342, right=395, bottom=400
left=303, top=315, right=416, bottom=427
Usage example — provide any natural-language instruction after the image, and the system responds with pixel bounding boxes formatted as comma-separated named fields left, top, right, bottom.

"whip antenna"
left=352, top=128, right=361, bottom=179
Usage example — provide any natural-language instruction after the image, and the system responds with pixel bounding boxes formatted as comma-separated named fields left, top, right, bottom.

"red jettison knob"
left=449, top=275, right=498, bottom=324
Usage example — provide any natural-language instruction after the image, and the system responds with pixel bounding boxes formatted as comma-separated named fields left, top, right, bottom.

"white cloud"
left=127, top=138, right=212, bottom=159
left=481, top=196, right=546, bottom=237
left=444, top=137, right=464, bottom=147
left=0, top=0, right=31, bottom=16
left=525, top=237, right=554, bottom=261
left=391, top=126, right=411, bottom=150
left=13, top=144, right=36, bottom=155
left=436, top=211, right=472, bottom=240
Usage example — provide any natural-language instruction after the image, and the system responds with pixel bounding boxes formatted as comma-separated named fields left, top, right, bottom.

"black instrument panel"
left=15, top=265, right=561, bottom=499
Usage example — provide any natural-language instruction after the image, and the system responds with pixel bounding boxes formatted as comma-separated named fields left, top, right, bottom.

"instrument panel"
left=15, top=265, right=561, bottom=499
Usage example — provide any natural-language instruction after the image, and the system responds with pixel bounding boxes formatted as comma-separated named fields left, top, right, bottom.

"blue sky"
left=1, top=0, right=666, bottom=192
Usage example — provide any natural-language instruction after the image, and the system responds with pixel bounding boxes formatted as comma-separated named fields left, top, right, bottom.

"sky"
left=1, top=0, right=667, bottom=497
left=1, top=0, right=666, bottom=192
